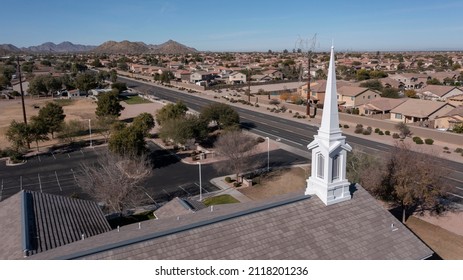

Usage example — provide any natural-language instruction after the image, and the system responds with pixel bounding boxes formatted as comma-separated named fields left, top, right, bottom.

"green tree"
left=28, top=116, right=50, bottom=151
left=37, top=102, right=66, bottom=138
left=111, top=82, right=128, bottom=93
left=110, top=69, right=118, bottom=83
left=452, top=63, right=461, bottom=71
left=155, top=101, right=188, bottom=125
left=45, top=76, right=62, bottom=97
left=75, top=72, right=97, bottom=93
left=0, top=75, right=9, bottom=90
left=359, top=79, right=383, bottom=92
left=109, top=125, right=146, bottom=156
left=28, top=75, right=48, bottom=96
left=426, top=78, right=442, bottom=85
left=452, top=123, right=463, bottom=133
left=200, top=103, right=240, bottom=130
left=6, top=120, right=31, bottom=152
left=356, top=69, right=370, bottom=81
left=96, top=115, right=118, bottom=142
left=381, top=88, right=400, bottom=98
left=132, top=113, right=155, bottom=136
left=96, top=90, right=124, bottom=117
left=159, top=115, right=207, bottom=145
left=91, top=58, right=103, bottom=67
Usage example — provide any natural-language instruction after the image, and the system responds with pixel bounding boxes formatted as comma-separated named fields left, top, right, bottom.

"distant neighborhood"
left=1, top=40, right=462, bottom=131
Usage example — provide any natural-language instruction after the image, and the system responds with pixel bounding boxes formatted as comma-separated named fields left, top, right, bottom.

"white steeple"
left=305, top=45, right=352, bottom=206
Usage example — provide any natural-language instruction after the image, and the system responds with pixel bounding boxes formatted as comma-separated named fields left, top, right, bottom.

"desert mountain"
left=22, top=41, right=96, bottom=53
left=0, top=44, right=21, bottom=55
left=92, top=40, right=150, bottom=54
left=148, top=40, right=197, bottom=54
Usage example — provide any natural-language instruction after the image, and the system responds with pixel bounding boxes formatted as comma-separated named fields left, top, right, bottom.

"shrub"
left=415, top=138, right=424, bottom=144
left=256, top=137, right=265, bottom=143
left=233, top=182, right=241, bottom=188
left=412, top=136, right=422, bottom=143
left=385, top=130, right=390, bottom=135
left=343, top=124, right=349, bottom=129
left=424, top=138, right=434, bottom=145
left=374, top=128, right=381, bottom=133
left=255, top=104, right=259, bottom=107
left=362, top=129, right=371, bottom=135
left=225, top=177, right=232, bottom=183
left=443, top=146, right=449, bottom=150
left=339, top=124, right=342, bottom=128
left=366, top=126, right=372, bottom=133
left=378, top=131, right=384, bottom=135
left=454, top=148, right=463, bottom=153
left=288, top=110, right=292, bottom=113
left=354, top=124, right=364, bottom=134
left=392, top=133, right=400, bottom=139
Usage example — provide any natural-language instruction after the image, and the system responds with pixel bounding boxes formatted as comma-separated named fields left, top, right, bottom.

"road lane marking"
left=38, top=174, right=42, bottom=193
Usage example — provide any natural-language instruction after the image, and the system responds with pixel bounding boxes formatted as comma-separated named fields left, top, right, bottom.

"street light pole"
left=265, top=137, right=270, bottom=172
left=197, top=162, right=202, bottom=201
left=88, top=119, right=92, bottom=148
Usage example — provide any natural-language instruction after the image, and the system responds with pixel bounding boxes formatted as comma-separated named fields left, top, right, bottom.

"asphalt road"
left=0, top=141, right=308, bottom=204
left=120, top=77, right=463, bottom=203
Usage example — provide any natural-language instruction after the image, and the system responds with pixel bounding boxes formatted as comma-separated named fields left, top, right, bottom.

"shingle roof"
left=0, top=190, right=111, bottom=259
left=337, top=86, right=369, bottom=97
left=363, top=97, right=407, bottom=112
left=391, top=99, right=454, bottom=118
left=29, top=186, right=433, bottom=260
left=418, top=85, right=461, bottom=97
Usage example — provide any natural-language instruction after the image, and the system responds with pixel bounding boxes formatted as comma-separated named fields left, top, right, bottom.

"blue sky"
left=1, top=0, right=463, bottom=51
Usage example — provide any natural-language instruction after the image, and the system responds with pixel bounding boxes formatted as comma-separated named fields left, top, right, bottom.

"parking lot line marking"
left=0, top=179, right=3, bottom=202
left=20, top=176, right=22, bottom=191
left=71, top=169, right=77, bottom=182
left=80, top=150, right=84, bottom=155
left=55, top=171, right=63, bottom=191
left=38, top=174, right=42, bottom=193
left=178, top=186, right=190, bottom=196
left=68, top=154, right=71, bottom=158
left=52, top=153, right=56, bottom=160
left=38, top=155, right=41, bottom=162
left=194, top=182, right=210, bottom=193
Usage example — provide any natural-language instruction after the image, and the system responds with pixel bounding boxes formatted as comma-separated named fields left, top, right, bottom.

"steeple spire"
left=318, top=46, right=342, bottom=138
left=305, top=45, right=352, bottom=206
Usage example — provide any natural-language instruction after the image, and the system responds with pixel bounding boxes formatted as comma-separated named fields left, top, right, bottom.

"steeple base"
left=305, top=177, right=351, bottom=206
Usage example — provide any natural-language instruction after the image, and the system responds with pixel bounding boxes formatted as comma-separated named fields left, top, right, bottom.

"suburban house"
left=190, top=71, right=213, bottom=84
left=434, top=106, right=463, bottom=130
left=173, top=70, right=191, bottom=82
left=337, top=86, right=381, bottom=108
left=228, top=72, right=246, bottom=84
left=251, top=74, right=272, bottom=83
left=359, top=97, right=407, bottom=117
left=263, top=69, right=284, bottom=80
left=417, top=85, right=463, bottom=101
left=448, top=94, right=463, bottom=107
left=389, top=73, right=428, bottom=89
left=389, top=98, right=455, bottom=125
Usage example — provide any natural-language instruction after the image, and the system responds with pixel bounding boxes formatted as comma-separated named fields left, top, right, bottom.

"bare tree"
left=372, top=143, right=450, bottom=223
left=76, top=151, right=153, bottom=213
left=213, top=130, right=261, bottom=182
left=346, top=149, right=385, bottom=191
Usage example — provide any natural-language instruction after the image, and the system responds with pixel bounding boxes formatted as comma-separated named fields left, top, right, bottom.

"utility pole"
left=306, top=50, right=312, bottom=116
left=247, top=68, right=252, bottom=103
left=17, top=56, right=27, bottom=125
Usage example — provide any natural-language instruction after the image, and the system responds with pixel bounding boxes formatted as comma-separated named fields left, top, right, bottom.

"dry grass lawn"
left=406, top=216, right=463, bottom=259
left=239, top=166, right=308, bottom=200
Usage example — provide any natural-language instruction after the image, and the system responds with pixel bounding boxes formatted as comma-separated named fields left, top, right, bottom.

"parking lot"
left=0, top=145, right=219, bottom=204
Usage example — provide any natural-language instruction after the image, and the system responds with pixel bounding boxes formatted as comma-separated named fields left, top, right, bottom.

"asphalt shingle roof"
left=29, top=186, right=433, bottom=260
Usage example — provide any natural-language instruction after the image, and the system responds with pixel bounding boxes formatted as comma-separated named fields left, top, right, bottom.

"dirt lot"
left=0, top=97, right=98, bottom=149
left=0, top=97, right=165, bottom=150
